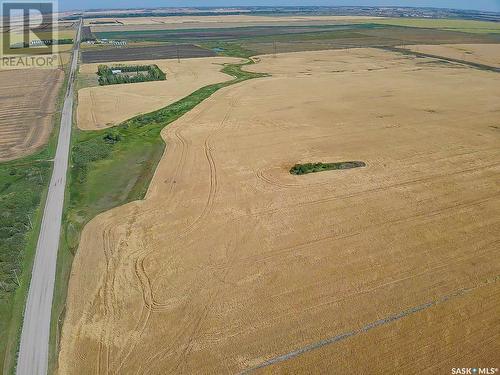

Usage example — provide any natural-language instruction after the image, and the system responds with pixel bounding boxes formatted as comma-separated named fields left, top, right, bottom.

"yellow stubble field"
left=405, top=43, right=500, bottom=68
left=86, top=15, right=383, bottom=31
left=0, top=68, right=63, bottom=161
left=59, top=48, right=500, bottom=374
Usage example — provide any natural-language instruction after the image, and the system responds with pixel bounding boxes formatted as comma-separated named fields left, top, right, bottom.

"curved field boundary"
left=50, top=60, right=268, bottom=374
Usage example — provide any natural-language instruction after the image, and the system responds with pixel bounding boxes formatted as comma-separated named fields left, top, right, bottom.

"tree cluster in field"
left=97, top=64, right=166, bottom=86
left=290, top=161, right=366, bottom=175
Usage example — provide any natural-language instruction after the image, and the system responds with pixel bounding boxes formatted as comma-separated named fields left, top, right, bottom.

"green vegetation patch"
left=0, top=151, right=54, bottom=372
left=201, top=41, right=258, bottom=58
left=97, top=64, right=166, bottom=85
left=0, top=158, right=50, bottom=300
left=290, top=161, right=366, bottom=175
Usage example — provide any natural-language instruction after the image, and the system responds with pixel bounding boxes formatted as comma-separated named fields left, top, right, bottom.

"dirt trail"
left=59, top=48, right=500, bottom=374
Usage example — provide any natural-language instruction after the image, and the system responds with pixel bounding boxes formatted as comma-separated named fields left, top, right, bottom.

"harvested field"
left=59, top=48, right=500, bottom=373
left=77, top=57, right=243, bottom=130
left=80, top=44, right=215, bottom=63
left=88, top=15, right=384, bottom=31
left=404, top=43, right=500, bottom=68
left=0, top=68, right=63, bottom=161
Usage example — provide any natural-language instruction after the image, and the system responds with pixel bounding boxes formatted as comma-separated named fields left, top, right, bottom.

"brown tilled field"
left=80, top=44, right=216, bottom=64
left=77, top=57, right=243, bottom=130
left=59, top=48, right=500, bottom=374
left=0, top=68, right=63, bottom=161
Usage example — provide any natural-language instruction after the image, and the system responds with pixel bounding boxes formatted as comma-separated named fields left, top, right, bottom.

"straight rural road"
left=16, top=19, right=82, bottom=375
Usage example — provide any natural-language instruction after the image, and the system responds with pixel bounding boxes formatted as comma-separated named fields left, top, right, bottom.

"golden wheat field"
left=59, top=48, right=500, bottom=374
left=0, top=68, right=63, bottom=161
left=405, top=43, right=500, bottom=68
left=77, top=57, right=243, bottom=130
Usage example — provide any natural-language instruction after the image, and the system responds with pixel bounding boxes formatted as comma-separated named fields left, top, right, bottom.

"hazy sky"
left=59, top=1, right=500, bottom=12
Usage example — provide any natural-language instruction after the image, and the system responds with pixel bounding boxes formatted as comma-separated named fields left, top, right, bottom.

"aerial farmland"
left=54, top=9, right=500, bottom=375
left=1, top=5, right=499, bottom=375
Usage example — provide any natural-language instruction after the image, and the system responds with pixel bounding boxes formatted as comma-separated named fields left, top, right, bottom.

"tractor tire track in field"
left=254, top=146, right=499, bottom=191
left=121, top=97, right=241, bottom=373
left=97, top=106, right=205, bottom=374
left=211, top=239, right=499, bottom=345
left=241, top=275, right=500, bottom=373
left=134, top=96, right=240, bottom=372
left=237, top=193, right=500, bottom=267
left=95, top=119, right=194, bottom=374
left=108, top=95, right=498, bottom=372
left=94, top=95, right=240, bottom=374
left=250, top=161, right=500, bottom=219
left=162, top=94, right=238, bottom=240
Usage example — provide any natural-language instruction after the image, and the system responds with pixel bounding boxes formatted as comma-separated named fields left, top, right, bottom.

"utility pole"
left=177, top=45, right=180, bottom=63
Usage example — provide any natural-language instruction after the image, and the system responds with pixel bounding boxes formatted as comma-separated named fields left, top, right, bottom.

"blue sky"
left=59, top=1, right=500, bottom=12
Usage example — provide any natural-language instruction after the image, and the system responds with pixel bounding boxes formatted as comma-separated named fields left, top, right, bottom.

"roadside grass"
left=76, top=70, right=99, bottom=90
left=48, top=60, right=268, bottom=373
left=0, top=66, right=70, bottom=375
left=0, top=153, right=52, bottom=375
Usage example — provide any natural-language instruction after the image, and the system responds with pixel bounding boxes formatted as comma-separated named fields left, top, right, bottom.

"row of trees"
left=97, top=64, right=166, bottom=86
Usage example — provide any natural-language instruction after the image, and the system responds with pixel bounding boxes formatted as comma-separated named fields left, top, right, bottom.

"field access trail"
left=16, top=19, right=82, bottom=375
left=60, top=48, right=500, bottom=373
